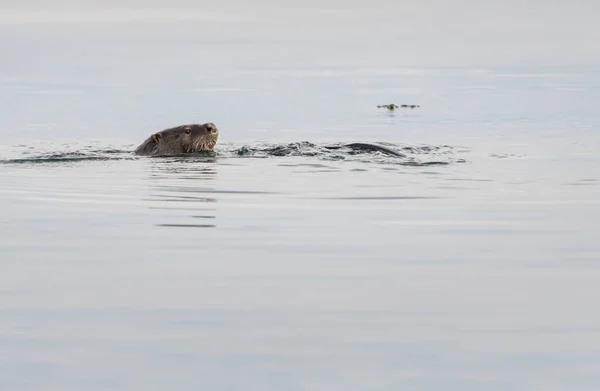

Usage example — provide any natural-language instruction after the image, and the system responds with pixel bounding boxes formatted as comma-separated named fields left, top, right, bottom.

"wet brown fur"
left=134, top=123, right=219, bottom=156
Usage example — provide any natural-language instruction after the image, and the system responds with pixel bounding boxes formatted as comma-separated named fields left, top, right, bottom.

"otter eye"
left=184, top=128, right=191, bottom=134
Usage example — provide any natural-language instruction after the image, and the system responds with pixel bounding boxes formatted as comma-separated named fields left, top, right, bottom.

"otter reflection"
left=144, top=159, right=218, bottom=228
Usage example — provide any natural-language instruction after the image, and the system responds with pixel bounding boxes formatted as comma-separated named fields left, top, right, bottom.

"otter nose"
left=205, top=123, right=218, bottom=133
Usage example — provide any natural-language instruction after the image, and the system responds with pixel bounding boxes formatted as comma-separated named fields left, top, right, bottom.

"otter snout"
left=205, top=122, right=218, bottom=134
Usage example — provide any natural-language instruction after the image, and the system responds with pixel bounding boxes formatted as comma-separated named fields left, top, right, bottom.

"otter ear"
left=151, top=133, right=162, bottom=143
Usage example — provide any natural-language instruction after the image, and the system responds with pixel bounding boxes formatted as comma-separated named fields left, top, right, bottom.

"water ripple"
left=0, top=141, right=466, bottom=166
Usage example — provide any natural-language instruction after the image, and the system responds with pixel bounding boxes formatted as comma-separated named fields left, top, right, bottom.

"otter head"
left=177, top=122, right=219, bottom=153
left=158, top=122, right=219, bottom=154
left=134, top=122, right=220, bottom=156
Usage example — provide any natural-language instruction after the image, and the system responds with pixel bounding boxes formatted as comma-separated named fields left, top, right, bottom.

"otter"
left=134, top=122, right=406, bottom=159
left=134, top=123, right=219, bottom=156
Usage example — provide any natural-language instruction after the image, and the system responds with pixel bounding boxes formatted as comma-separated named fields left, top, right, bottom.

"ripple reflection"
left=146, top=159, right=219, bottom=229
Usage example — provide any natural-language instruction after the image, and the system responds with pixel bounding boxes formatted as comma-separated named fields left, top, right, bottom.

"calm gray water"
left=2, top=5, right=600, bottom=391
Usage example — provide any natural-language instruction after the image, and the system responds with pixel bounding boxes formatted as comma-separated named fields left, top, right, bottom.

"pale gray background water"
left=1, top=2, right=600, bottom=390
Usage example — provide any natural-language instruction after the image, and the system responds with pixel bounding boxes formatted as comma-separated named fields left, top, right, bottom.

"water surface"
left=1, top=7, right=600, bottom=391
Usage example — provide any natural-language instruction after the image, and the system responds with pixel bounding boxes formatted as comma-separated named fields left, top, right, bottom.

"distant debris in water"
left=377, top=104, right=420, bottom=111
left=377, top=104, right=399, bottom=111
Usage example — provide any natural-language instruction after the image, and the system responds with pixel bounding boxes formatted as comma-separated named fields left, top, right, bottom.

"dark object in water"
left=378, top=104, right=420, bottom=111
left=134, top=123, right=219, bottom=156
left=325, top=143, right=406, bottom=158
left=377, top=104, right=399, bottom=111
